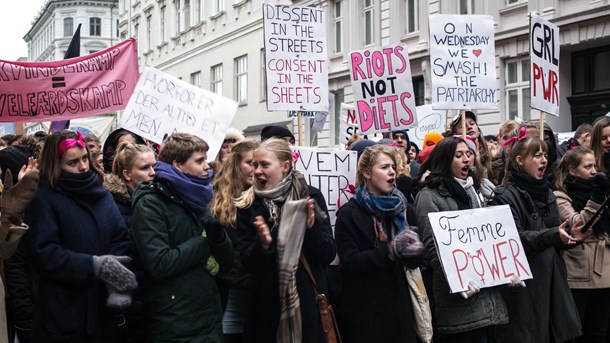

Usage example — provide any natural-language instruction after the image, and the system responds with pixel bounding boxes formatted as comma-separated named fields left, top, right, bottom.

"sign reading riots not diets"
left=427, top=205, right=532, bottom=293
left=530, top=14, right=560, bottom=116
left=263, top=4, right=329, bottom=112
left=349, top=45, right=418, bottom=135
left=120, top=67, right=238, bottom=161
left=429, top=15, right=497, bottom=110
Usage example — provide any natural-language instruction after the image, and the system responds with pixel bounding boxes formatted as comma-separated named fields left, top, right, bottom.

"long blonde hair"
left=211, top=140, right=259, bottom=227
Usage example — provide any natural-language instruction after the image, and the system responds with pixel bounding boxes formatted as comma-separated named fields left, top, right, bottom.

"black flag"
left=50, top=23, right=81, bottom=132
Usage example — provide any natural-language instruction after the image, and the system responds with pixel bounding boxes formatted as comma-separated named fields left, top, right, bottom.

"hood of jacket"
left=103, top=174, right=132, bottom=206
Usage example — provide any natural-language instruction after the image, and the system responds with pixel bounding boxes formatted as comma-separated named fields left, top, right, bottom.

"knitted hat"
left=0, top=145, right=32, bottom=184
left=261, top=125, right=295, bottom=142
left=349, top=139, right=377, bottom=161
left=423, top=132, right=443, bottom=147
left=463, top=136, right=478, bottom=156
left=224, top=128, right=245, bottom=143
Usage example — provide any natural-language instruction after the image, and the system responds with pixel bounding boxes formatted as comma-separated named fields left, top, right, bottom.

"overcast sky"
left=0, top=0, right=48, bottom=61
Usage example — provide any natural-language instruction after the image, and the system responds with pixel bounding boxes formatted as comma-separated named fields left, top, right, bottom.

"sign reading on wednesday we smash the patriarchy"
left=0, top=38, right=139, bottom=122
left=429, top=15, right=497, bottom=110
left=263, top=4, right=329, bottom=112
left=428, top=205, right=532, bottom=293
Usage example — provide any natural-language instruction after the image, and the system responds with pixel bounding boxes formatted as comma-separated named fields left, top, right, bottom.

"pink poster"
left=0, top=38, right=139, bottom=122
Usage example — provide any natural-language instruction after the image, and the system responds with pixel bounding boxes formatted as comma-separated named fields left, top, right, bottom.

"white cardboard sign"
left=429, top=15, right=497, bottom=110
left=530, top=13, right=560, bottom=116
left=120, top=67, right=238, bottom=161
left=339, top=103, right=384, bottom=147
left=427, top=205, right=532, bottom=293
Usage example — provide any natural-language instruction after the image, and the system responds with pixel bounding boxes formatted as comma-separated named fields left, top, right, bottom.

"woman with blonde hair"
left=211, top=139, right=259, bottom=343
left=234, top=138, right=335, bottom=342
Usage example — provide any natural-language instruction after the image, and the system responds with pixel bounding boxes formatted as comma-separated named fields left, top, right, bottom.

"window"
left=184, top=0, right=191, bottom=30
left=211, top=64, right=223, bottom=95
left=90, top=17, right=101, bottom=36
left=190, top=71, right=201, bottom=87
left=507, top=0, right=524, bottom=4
left=116, top=19, right=119, bottom=37
left=160, top=6, right=166, bottom=42
left=405, top=0, right=419, bottom=34
left=64, top=17, right=74, bottom=37
left=194, top=0, right=201, bottom=23
left=333, top=1, right=343, bottom=54
left=412, top=76, right=424, bottom=106
left=146, top=16, right=152, bottom=51
left=363, top=0, right=374, bottom=45
left=214, top=0, right=224, bottom=13
left=175, top=1, right=181, bottom=34
left=260, top=49, right=266, bottom=101
left=572, top=47, right=610, bottom=94
left=459, top=0, right=474, bottom=14
left=234, top=55, right=248, bottom=105
left=505, top=58, right=530, bottom=120
left=333, top=91, right=344, bottom=145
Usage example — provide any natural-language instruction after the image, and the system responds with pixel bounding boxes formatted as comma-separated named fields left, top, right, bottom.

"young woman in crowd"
left=335, top=145, right=423, bottom=343
left=234, top=138, right=335, bottom=342
left=590, top=116, right=610, bottom=172
left=22, top=130, right=136, bottom=342
left=211, top=128, right=245, bottom=177
left=103, top=142, right=156, bottom=342
left=211, top=139, right=259, bottom=343
left=408, top=141, right=421, bottom=178
left=554, top=146, right=610, bottom=342
left=415, top=137, right=509, bottom=342
left=450, top=111, right=496, bottom=185
left=102, top=129, right=146, bottom=173
left=492, top=134, right=588, bottom=342
left=131, top=133, right=233, bottom=342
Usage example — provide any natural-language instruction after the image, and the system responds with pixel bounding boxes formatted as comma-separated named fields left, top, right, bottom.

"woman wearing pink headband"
left=21, top=130, right=136, bottom=342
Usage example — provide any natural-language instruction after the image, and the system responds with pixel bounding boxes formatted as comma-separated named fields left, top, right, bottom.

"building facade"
left=120, top=0, right=610, bottom=147
left=24, top=0, right=120, bottom=62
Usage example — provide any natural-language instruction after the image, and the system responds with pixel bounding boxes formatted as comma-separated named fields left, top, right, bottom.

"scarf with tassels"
left=255, top=170, right=309, bottom=343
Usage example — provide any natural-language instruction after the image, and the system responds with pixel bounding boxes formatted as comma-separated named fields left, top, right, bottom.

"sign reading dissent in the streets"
left=120, top=67, right=238, bottom=161
left=429, top=15, right=497, bottom=110
left=0, top=38, right=139, bottom=122
left=530, top=13, right=560, bottom=116
left=348, top=44, right=418, bottom=135
left=263, top=4, right=329, bottom=112
left=427, top=205, right=532, bottom=293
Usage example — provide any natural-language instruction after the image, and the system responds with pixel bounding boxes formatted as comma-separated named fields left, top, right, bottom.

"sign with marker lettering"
left=292, top=147, right=357, bottom=228
left=120, top=67, right=238, bottom=161
left=263, top=4, right=329, bottom=112
left=339, top=103, right=383, bottom=147
left=429, top=15, right=497, bottom=110
left=427, top=205, right=532, bottom=293
left=349, top=44, right=418, bottom=135
left=530, top=14, right=560, bottom=116
left=0, top=38, right=139, bottom=122
left=409, top=105, right=445, bottom=150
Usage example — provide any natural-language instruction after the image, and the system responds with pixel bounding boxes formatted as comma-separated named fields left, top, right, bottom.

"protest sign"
left=292, top=147, right=357, bottom=227
left=349, top=44, right=418, bottom=135
left=69, top=115, right=115, bottom=143
left=263, top=4, right=329, bottom=111
left=120, top=67, right=238, bottom=161
left=530, top=14, right=560, bottom=116
left=0, top=38, right=139, bottom=122
left=339, top=103, right=384, bottom=147
left=429, top=15, right=497, bottom=110
left=410, top=105, right=445, bottom=149
left=427, top=205, right=532, bottom=293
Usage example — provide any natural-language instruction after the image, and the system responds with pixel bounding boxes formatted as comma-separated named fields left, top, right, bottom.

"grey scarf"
left=454, top=176, right=481, bottom=209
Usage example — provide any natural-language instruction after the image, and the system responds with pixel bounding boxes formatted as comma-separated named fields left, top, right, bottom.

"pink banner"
left=0, top=38, right=139, bottom=122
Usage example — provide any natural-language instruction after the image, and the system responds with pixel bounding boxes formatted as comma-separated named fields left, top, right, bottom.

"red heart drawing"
left=472, top=49, right=482, bottom=57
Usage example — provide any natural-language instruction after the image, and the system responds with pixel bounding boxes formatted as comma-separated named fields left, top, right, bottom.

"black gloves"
left=201, top=217, right=227, bottom=244
left=591, top=172, right=610, bottom=204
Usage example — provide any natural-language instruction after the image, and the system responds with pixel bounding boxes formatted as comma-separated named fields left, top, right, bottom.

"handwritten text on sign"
left=120, top=67, right=237, bottom=161
left=263, top=4, right=329, bottom=111
left=349, top=45, right=418, bottom=135
left=0, top=38, right=139, bottom=122
left=530, top=14, right=560, bottom=116
left=429, top=15, right=497, bottom=110
left=428, top=205, right=532, bottom=293
left=292, top=147, right=357, bottom=228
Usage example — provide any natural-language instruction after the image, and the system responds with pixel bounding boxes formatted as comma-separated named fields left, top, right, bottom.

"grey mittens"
left=388, top=228, right=424, bottom=263
left=93, top=255, right=137, bottom=292
left=93, top=255, right=137, bottom=309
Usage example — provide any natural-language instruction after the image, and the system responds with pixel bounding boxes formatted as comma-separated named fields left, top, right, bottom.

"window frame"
left=64, top=17, right=74, bottom=37
left=234, top=55, right=248, bottom=105
left=505, top=57, right=531, bottom=121
left=405, top=0, right=419, bottom=34
left=89, top=17, right=101, bottom=36
left=211, top=63, right=223, bottom=95
left=333, top=1, right=343, bottom=54
left=363, top=0, right=375, bottom=46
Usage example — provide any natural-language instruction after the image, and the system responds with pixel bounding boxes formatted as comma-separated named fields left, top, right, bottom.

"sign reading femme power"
left=0, top=38, right=139, bottom=122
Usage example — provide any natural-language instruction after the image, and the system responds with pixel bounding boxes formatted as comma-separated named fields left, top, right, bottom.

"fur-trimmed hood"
left=103, top=174, right=132, bottom=206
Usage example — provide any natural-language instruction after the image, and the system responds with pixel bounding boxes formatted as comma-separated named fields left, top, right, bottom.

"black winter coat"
left=234, top=186, right=336, bottom=343
left=492, top=184, right=582, bottom=343
left=334, top=198, right=420, bottom=343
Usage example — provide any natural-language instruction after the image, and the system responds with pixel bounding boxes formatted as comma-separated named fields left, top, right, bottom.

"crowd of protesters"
left=0, top=112, right=606, bottom=343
